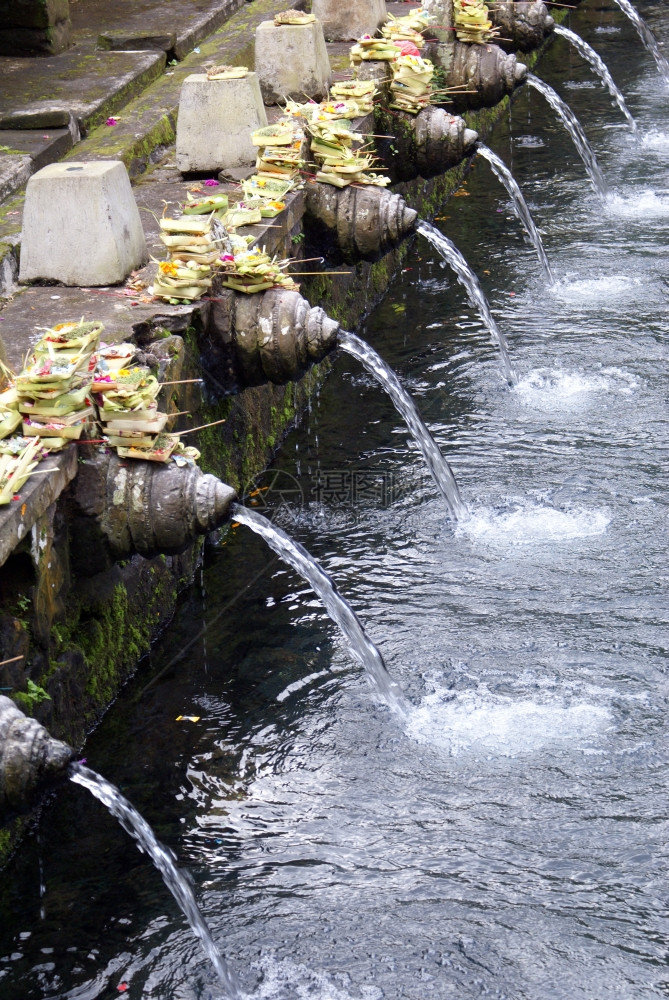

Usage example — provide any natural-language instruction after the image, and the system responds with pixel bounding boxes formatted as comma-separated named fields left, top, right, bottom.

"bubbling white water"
left=605, top=189, right=669, bottom=217
left=405, top=685, right=613, bottom=758
left=246, top=957, right=384, bottom=1000
left=456, top=503, right=611, bottom=545
left=549, top=273, right=645, bottom=304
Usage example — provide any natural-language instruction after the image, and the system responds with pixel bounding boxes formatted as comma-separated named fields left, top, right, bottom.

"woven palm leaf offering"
left=308, top=119, right=390, bottom=187
left=158, top=216, right=222, bottom=265
left=389, top=53, right=435, bottom=113
left=220, top=248, right=299, bottom=295
left=36, top=320, right=103, bottom=356
left=274, top=8, right=315, bottom=25
left=15, top=322, right=97, bottom=443
left=242, top=173, right=296, bottom=202
left=251, top=122, right=295, bottom=147
left=0, top=434, right=66, bottom=456
left=151, top=260, right=214, bottom=303
left=453, top=0, right=498, bottom=43
left=183, top=192, right=229, bottom=217
left=0, top=437, right=44, bottom=505
left=153, top=215, right=224, bottom=303
left=0, top=388, right=21, bottom=440
left=252, top=119, right=306, bottom=186
left=329, top=80, right=377, bottom=116
left=350, top=34, right=399, bottom=64
left=116, top=431, right=180, bottom=464
left=206, top=64, right=248, bottom=80
left=97, top=367, right=181, bottom=463
left=381, top=10, right=430, bottom=49
left=96, top=365, right=171, bottom=454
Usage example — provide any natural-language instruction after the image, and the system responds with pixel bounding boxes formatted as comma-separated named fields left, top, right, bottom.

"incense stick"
left=159, top=379, right=203, bottom=387
left=0, top=655, right=24, bottom=668
left=179, top=417, right=227, bottom=436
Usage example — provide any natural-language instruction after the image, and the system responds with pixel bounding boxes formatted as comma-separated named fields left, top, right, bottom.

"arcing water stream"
left=69, top=764, right=240, bottom=999
left=525, top=74, right=609, bottom=195
left=1, top=4, right=668, bottom=999
left=416, top=221, right=518, bottom=385
left=474, top=143, right=554, bottom=281
left=553, top=25, right=638, bottom=131
left=231, top=504, right=406, bottom=715
left=337, top=330, right=468, bottom=521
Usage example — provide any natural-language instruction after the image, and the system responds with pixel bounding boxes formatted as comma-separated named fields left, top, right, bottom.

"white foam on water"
left=550, top=273, right=644, bottom=304
left=405, top=685, right=612, bottom=757
left=512, top=368, right=611, bottom=405
left=605, top=189, right=669, bottom=217
left=246, top=957, right=383, bottom=1000
left=640, top=130, right=669, bottom=151
left=457, top=503, right=611, bottom=544
left=514, top=135, right=545, bottom=148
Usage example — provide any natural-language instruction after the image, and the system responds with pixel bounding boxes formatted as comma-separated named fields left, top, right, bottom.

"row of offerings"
left=0, top=321, right=200, bottom=500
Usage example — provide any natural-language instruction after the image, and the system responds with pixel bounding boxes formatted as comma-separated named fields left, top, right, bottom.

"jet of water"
left=69, top=763, right=240, bottom=998
left=475, top=143, right=554, bottom=282
left=338, top=330, right=468, bottom=521
left=417, top=220, right=518, bottom=386
left=554, top=25, right=638, bottom=132
left=526, top=74, right=608, bottom=196
left=611, top=0, right=669, bottom=83
left=232, top=504, right=407, bottom=716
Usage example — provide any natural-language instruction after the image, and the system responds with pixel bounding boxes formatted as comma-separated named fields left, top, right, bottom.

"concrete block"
left=312, top=0, right=386, bottom=41
left=19, top=161, right=147, bottom=287
left=176, top=73, right=267, bottom=173
left=255, top=19, right=332, bottom=105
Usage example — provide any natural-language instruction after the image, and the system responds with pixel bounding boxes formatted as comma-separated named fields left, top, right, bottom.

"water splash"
left=549, top=273, right=644, bottom=304
left=248, top=956, right=384, bottom=1000
left=512, top=368, right=613, bottom=406
left=337, top=330, right=467, bottom=521
left=69, top=764, right=239, bottom=998
left=476, top=143, right=554, bottom=281
left=417, top=221, right=517, bottom=385
left=231, top=504, right=407, bottom=715
left=610, top=0, right=669, bottom=83
left=456, top=503, right=612, bottom=544
left=553, top=25, right=638, bottom=131
left=405, top=684, right=613, bottom=758
left=526, top=74, right=608, bottom=195
left=605, top=189, right=669, bottom=218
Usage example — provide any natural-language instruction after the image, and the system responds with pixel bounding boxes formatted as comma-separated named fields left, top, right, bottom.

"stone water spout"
left=440, top=42, right=527, bottom=111
left=200, top=286, right=341, bottom=391
left=378, top=107, right=479, bottom=182
left=488, top=1, right=554, bottom=53
left=0, top=695, right=74, bottom=815
left=304, top=183, right=418, bottom=263
left=72, top=453, right=237, bottom=561
left=231, top=288, right=340, bottom=386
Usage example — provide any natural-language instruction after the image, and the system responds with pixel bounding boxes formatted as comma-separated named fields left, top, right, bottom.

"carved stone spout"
left=304, top=183, right=418, bottom=262
left=0, top=695, right=74, bottom=814
left=488, top=1, right=554, bottom=53
left=232, top=288, right=340, bottom=386
left=379, top=107, right=479, bottom=182
left=440, top=41, right=527, bottom=110
left=73, top=453, right=237, bottom=561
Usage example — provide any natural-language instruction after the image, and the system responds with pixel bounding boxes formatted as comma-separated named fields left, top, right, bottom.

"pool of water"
left=1, top=3, right=668, bottom=998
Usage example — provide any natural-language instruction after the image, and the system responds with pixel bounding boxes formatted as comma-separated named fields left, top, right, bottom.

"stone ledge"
left=0, top=445, right=78, bottom=570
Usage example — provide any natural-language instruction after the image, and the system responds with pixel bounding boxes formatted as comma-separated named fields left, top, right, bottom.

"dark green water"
left=1, top=2, right=668, bottom=998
